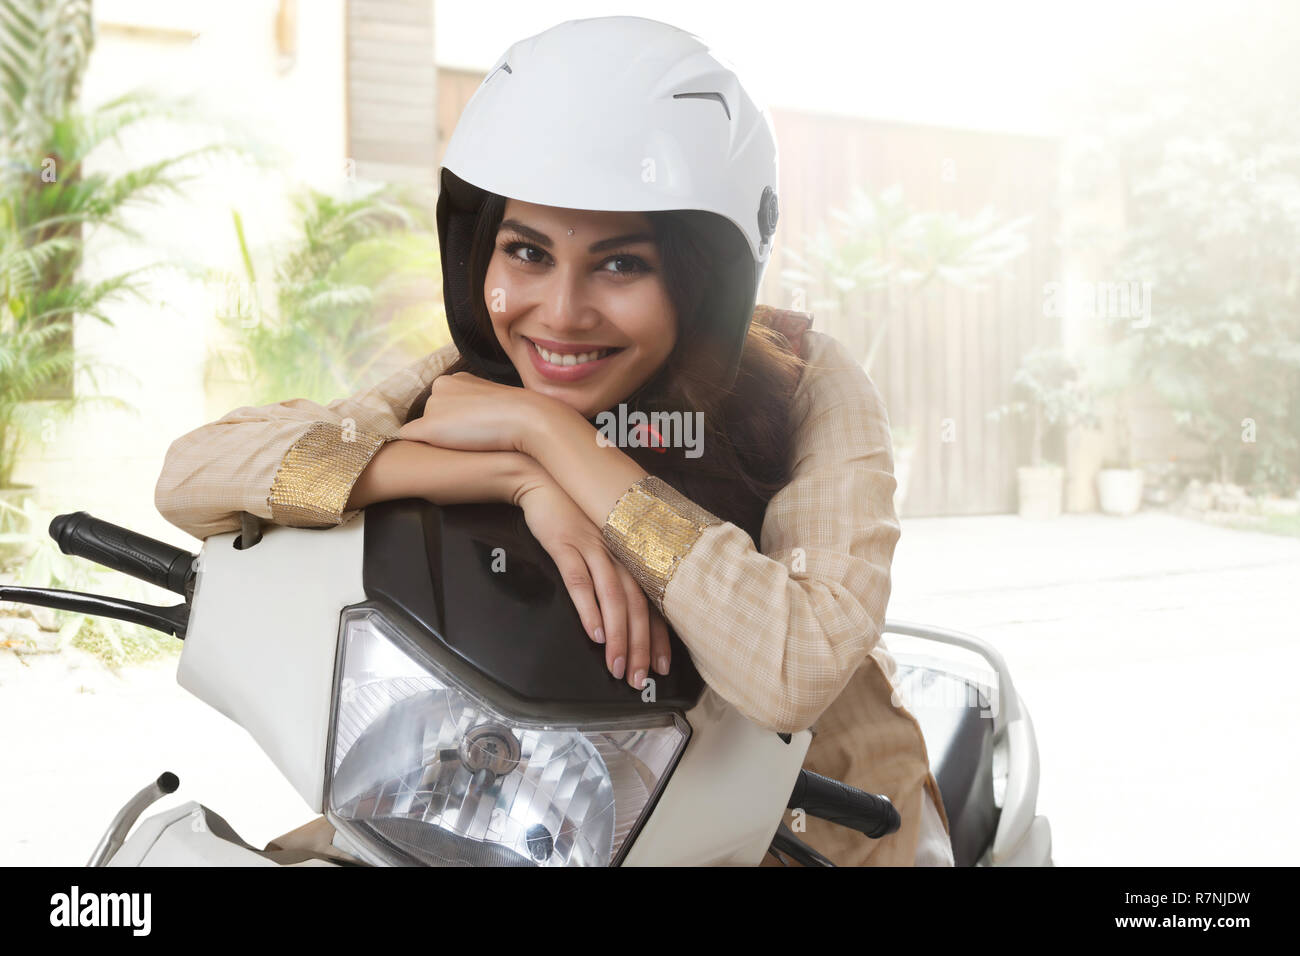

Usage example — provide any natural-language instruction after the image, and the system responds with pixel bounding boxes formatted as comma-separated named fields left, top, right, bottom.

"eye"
left=500, top=240, right=549, bottom=265
left=599, top=254, right=652, bottom=277
left=498, top=236, right=653, bottom=278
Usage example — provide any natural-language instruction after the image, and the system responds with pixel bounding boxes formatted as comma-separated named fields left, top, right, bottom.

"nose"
left=535, top=264, right=602, bottom=337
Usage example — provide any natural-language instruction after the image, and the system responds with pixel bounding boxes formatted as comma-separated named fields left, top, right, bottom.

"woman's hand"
left=514, top=470, right=671, bottom=690
left=397, top=371, right=569, bottom=455
left=398, top=370, right=648, bottom=534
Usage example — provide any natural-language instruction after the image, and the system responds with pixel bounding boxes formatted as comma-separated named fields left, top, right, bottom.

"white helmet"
left=436, top=15, right=781, bottom=389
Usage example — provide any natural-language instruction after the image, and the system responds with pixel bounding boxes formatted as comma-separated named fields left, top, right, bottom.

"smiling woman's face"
left=484, top=199, right=677, bottom=419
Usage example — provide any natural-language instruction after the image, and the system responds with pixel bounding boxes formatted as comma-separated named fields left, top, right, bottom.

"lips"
left=524, top=337, right=623, bottom=383
left=527, top=335, right=622, bottom=354
left=532, top=342, right=616, bottom=366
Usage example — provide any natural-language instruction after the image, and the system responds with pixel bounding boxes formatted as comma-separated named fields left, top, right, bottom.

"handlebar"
left=787, top=769, right=901, bottom=839
left=49, top=512, right=197, bottom=597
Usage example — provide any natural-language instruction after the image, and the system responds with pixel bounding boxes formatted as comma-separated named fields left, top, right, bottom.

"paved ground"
left=885, top=511, right=1300, bottom=866
left=0, top=647, right=311, bottom=866
left=1, top=510, right=1296, bottom=866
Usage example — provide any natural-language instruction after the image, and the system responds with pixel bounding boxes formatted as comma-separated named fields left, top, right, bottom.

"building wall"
left=346, top=0, right=438, bottom=185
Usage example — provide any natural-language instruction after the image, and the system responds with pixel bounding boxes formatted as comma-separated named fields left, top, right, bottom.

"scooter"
left=1, top=500, right=1053, bottom=866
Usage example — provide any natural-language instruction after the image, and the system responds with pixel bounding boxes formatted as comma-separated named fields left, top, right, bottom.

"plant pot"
left=1017, top=465, right=1063, bottom=520
left=1097, top=468, right=1145, bottom=516
left=0, top=483, right=37, bottom=569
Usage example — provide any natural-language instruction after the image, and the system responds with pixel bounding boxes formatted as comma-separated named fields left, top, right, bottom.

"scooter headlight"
left=326, top=606, right=688, bottom=867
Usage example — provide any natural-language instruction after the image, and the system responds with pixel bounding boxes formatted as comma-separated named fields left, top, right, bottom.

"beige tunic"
left=154, top=308, right=952, bottom=867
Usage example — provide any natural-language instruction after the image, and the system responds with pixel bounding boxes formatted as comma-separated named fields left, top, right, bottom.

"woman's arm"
left=155, top=343, right=492, bottom=539
left=523, top=410, right=650, bottom=528
left=344, top=439, right=538, bottom=510
left=597, top=332, right=901, bottom=734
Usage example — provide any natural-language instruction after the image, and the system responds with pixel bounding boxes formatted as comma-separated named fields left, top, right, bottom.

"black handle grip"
left=787, top=769, right=901, bottom=839
left=48, top=512, right=197, bottom=597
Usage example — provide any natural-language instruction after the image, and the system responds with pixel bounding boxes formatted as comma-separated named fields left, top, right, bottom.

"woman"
left=155, top=15, right=954, bottom=867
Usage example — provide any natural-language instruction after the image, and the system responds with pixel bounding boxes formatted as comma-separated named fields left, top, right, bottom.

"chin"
left=553, top=391, right=601, bottom=420
left=518, top=375, right=592, bottom=414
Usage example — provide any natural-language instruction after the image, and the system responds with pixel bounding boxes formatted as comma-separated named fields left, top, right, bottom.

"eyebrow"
left=499, top=218, right=656, bottom=254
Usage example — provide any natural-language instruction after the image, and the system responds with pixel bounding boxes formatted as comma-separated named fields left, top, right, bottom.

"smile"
left=533, top=343, right=617, bottom=366
left=525, top=337, right=624, bottom=382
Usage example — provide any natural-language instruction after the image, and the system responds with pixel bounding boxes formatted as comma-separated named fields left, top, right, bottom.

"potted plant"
left=989, top=346, right=1098, bottom=519
left=206, top=183, right=446, bottom=408
left=1085, top=331, right=1147, bottom=516
left=0, top=1, right=221, bottom=563
left=1097, top=402, right=1145, bottom=515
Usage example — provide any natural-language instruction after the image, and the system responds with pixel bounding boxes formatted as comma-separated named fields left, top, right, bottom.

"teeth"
left=535, top=343, right=612, bottom=366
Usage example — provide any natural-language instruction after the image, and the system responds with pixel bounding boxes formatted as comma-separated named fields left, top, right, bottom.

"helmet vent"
left=673, top=91, right=730, bottom=121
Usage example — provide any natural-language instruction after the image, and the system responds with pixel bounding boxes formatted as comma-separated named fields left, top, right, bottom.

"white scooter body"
left=109, top=516, right=813, bottom=866
left=78, top=511, right=1051, bottom=867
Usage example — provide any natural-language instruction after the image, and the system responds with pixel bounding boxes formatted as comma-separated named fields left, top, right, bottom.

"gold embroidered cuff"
left=268, top=421, right=393, bottom=527
left=601, top=474, right=722, bottom=613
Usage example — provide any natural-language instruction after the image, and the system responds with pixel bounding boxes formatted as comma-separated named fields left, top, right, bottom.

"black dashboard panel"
left=361, top=498, right=704, bottom=715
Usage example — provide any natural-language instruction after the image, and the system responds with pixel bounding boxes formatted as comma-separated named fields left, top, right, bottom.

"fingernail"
left=593, top=626, right=605, bottom=645
left=655, top=656, right=670, bottom=676
left=612, top=656, right=625, bottom=680
left=633, top=668, right=647, bottom=689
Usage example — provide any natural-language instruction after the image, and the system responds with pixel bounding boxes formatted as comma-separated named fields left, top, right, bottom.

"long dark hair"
left=408, top=193, right=807, bottom=547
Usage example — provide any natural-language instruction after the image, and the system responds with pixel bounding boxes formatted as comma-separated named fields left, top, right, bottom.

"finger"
left=586, top=548, right=629, bottom=680
left=398, top=414, right=439, bottom=443
left=552, top=544, right=605, bottom=645
left=649, top=605, right=672, bottom=677
left=617, top=567, right=652, bottom=691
